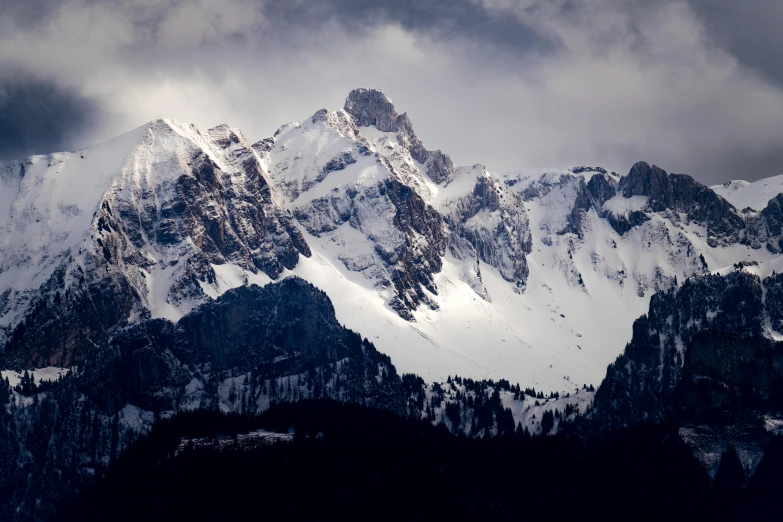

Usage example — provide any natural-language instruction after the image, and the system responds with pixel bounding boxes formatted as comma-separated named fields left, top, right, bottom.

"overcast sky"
left=1, top=0, right=782, bottom=184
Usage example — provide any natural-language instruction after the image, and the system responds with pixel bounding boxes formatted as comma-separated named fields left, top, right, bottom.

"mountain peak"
left=343, top=88, right=401, bottom=132
left=619, top=161, right=668, bottom=198
left=343, top=88, right=454, bottom=184
left=204, top=123, right=245, bottom=150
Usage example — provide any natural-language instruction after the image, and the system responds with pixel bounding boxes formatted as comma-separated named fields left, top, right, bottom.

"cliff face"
left=82, top=277, right=405, bottom=417
left=0, top=277, right=405, bottom=520
left=619, top=162, right=745, bottom=245
left=343, top=88, right=454, bottom=184
left=614, top=161, right=783, bottom=252
left=590, top=270, right=783, bottom=475
left=437, top=165, right=532, bottom=293
left=7, top=90, right=782, bottom=391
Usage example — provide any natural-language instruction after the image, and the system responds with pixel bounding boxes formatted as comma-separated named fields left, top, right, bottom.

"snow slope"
left=712, top=175, right=783, bottom=210
left=0, top=125, right=147, bottom=294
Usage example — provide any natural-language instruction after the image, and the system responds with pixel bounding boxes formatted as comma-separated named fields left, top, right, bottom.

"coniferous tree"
left=0, top=377, right=10, bottom=408
left=490, top=389, right=501, bottom=409
left=540, top=410, right=555, bottom=436
left=17, top=371, right=37, bottom=396
left=445, top=401, right=461, bottom=428
left=715, top=445, right=745, bottom=498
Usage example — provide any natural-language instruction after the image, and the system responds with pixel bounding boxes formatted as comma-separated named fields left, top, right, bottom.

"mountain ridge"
left=2, top=88, right=783, bottom=519
left=3, top=88, right=783, bottom=390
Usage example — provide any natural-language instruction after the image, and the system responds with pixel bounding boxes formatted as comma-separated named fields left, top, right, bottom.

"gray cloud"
left=0, top=72, right=104, bottom=160
left=689, top=0, right=783, bottom=88
left=0, top=0, right=781, bottom=185
left=261, top=0, right=557, bottom=55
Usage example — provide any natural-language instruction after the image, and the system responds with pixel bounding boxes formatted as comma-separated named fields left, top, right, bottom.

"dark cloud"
left=0, top=0, right=62, bottom=26
left=0, top=73, right=104, bottom=160
left=686, top=146, right=783, bottom=186
left=261, top=0, right=557, bottom=56
left=689, top=0, right=783, bottom=88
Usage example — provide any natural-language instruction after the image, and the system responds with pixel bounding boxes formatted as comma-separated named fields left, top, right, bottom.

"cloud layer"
left=0, top=72, right=103, bottom=159
left=1, top=0, right=781, bottom=184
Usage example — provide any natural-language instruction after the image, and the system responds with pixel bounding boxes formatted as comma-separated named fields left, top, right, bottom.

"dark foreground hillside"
left=60, top=400, right=783, bottom=522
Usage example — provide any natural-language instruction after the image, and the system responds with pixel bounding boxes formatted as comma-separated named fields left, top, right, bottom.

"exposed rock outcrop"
left=344, top=88, right=454, bottom=184
left=761, top=194, right=783, bottom=253
left=264, top=96, right=451, bottom=319
left=619, top=162, right=745, bottom=246
left=590, top=270, right=783, bottom=475
left=439, top=166, right=532, bottom=291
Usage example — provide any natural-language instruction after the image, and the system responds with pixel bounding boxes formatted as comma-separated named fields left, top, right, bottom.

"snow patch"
left=1, top=366, right=73, bottom=388
left=602, top=195, right=649, bottom=216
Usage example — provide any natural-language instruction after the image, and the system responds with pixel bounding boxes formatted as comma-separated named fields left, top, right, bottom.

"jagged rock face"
left=619, top=162, right=672, bottom=201
left=591, top=270, right=783, bottom=474
left=0, top=120, right=310, bottom=367
left=761, top=194, right=783, bottom=253
left=101, top=123, right=310, bottom=298
left=593, top=272, right=771, bottom=427
left=438, top=166, right=532, bottom=291
left=508, top=163, right=783, bottom=308
left=548, top=162, right=783, bottom=259
left=1, top=262, right=139, bottom=368
left=290, top=175, right=446, bottom=318
left=521, top=167, right=648, bottom=240
left=508, top=168, right=709, bottom=298
left=580, top=172, right=651, bottom=236
left=257, top=99, right=781, bottom=386
left=381, top=180, right=446, bottom=315
left=710, top=178, right=783, bottom=252
left=262, top=98, right=450, bottom=319
left=4, top=88, right=783, bottom=417
left=559, top=176, right=606, bottom=237
left=763, top=272, right=783, bottom=332
left=619, top=162, right=745, bottom=246
left=344, top=88, right=454, bottom=184
left=586, top=172, right=617, bottom=207
left=112, top=122, right=310, bottom=280
left=343, top=88, right=401, bottom=132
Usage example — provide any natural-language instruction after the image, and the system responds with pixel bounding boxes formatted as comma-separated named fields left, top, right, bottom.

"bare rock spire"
left=344, top=88, right=454, bottom=184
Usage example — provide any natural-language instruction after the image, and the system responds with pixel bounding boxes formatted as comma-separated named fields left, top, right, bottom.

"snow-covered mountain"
left=3, top=88, right=783, bottom=394
left=251, top=90, right=783, bottom=391
left=0, top=119, right=310, bottom=367
left=712, top=174, right=783, bottom=212
left=3, top=87, right=783, bottom=519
